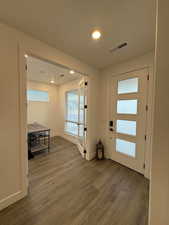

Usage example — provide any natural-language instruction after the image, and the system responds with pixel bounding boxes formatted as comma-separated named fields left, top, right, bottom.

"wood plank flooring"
left=0, top=137, right=149, bottom=225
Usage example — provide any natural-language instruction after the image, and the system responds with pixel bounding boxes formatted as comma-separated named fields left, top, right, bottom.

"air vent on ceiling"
left=109, top=42, right=128, bottom=53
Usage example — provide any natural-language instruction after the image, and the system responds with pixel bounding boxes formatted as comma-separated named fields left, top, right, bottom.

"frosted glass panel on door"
left=118, top=78, right=138, bottom=94
left=116, top=138, right=136, bottom=157
left=116, top=120, right=136, bottom=136
left=117, top=100, right=137, bottom=114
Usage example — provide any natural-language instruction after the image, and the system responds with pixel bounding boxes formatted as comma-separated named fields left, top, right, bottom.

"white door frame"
left=18, top=45, right=90, bottom=195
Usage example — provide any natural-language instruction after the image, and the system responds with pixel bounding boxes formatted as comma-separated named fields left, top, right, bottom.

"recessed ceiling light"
left=69, top=70, right=75, bottom=74
left=91, top=30, right=101, bottom=40
left=24, top=54, right=28, bottom=58
left=50, top=80, right=55, bottom=84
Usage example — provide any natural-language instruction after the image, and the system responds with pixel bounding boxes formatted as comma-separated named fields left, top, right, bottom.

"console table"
left=27, top=123, right=50, bottom=159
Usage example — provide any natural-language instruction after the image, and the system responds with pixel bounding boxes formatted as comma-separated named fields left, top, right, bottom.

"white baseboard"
left=0, top=189, right=27, bottom=211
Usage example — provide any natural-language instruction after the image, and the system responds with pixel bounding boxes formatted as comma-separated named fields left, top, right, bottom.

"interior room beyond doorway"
left=26, top=55, right=87, bottom=161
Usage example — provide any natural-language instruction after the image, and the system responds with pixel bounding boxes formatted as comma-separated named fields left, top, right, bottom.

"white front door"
left=109, top=69, right=148, bottom=174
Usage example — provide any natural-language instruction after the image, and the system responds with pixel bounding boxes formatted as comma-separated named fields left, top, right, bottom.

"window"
left=116, top=120, right=136, bottom=136
left=66, top=90, right=79, bottom=122
left=118, top=78, right=138, bottom=94
left=27, top=90, right=49, bottom=102
left=116, top=138, right=136, bottom=158
left=117, top=99, right=138, bottom=114
left=65, top=122, right=78, bottom=136
left=65, top=90, right=85, bottom=137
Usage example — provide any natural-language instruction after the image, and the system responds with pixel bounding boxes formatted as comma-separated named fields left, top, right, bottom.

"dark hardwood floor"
left=0, top=137, right=149, bottom=225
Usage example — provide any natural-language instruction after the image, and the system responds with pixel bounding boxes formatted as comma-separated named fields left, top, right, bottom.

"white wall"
left=27, top=81, right=59, bottom=137
left=0, top=21, right=99, bottom=210
left=149, top=0, right=169, bottom=224
left=99, top=52, right=155, bottom=178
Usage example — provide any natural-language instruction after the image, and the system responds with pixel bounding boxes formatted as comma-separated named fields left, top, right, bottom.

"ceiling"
left=0, top=0, right=156, bottom=69
left=27, top=56, right=82, bottom=85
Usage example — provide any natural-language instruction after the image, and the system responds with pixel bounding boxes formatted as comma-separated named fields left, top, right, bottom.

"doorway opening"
left=25, top=54, right=88, bottom=169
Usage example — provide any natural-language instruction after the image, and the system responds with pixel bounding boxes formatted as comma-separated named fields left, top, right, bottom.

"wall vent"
left=109, top=42, right=128, bottom=53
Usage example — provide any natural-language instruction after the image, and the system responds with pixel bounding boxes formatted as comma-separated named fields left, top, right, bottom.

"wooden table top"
left=28, top=123, right=50, bottom=134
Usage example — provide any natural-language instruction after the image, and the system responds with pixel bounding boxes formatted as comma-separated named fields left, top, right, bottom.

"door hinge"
left=109, top=121, right=113, bottom=127
left=84, top=127, right=87, bottom=132
left=146, top=105, right=148, bottom=111
left=143, top=163, right=146, bottom=169
left=144, top=135, right=147, bottom=141
left=147, top=74, right=149, bottom=81
left=84, top=105, right=88, bottom=109
left=83, top=149, right=87, bottom=159
left=85, top=81, right=88, bottom=86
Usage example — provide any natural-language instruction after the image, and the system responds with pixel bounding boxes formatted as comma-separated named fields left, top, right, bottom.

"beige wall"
left=149, top=0, right=169, bottom=224
left=27, top=81, right=59, bottom=137
left=0, top=21, right=99, bottom=210
left=0, top=27, right=23, bottom=208
left=99, top=52, right=155, bottom=178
